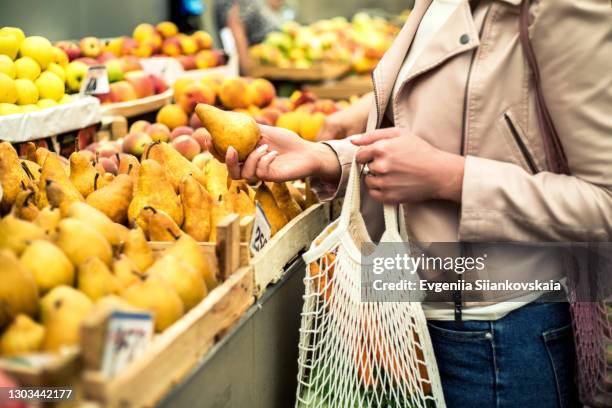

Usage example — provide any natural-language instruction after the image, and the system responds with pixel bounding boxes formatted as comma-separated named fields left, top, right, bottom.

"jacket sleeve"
left=310, top=139, right=357, bottom=201
left=459, top=0, right=612, bottom=242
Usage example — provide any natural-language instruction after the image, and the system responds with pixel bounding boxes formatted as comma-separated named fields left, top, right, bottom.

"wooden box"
left=249, top=61, right=350, bottom=82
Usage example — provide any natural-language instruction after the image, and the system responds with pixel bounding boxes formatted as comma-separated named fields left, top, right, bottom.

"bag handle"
left=519, top=0, right=570, bottom=175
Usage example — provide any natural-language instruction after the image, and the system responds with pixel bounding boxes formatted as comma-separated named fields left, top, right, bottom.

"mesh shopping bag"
left=295, top=158, right=445, bottom=408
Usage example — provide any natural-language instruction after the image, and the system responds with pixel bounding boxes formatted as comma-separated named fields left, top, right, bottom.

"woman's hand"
left=316, top=93, right=373, bottom=141
left=351, top=128, right=465, bottom=204
left=204, top=124, right=341, bottom=183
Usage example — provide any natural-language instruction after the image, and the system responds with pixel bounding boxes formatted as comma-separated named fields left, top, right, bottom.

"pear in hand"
left=195, top=104, right=261, bottom=161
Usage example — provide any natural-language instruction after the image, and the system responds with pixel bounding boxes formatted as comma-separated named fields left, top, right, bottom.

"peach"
left=124, top=70, right=155, bottom=98
left=119, top=55, right=142, bottom=72
left=260, top=107, right=282, bottom=125
left=189, top=111, right=203, bottom=129
left=171, top=135, right=200, bottom=160
left=299, top=112, right=326, bottom=141
left=219, top=77, right=250, bottom=109
left=156, top=21, right=179, bottom=39
left=200, top=74, right=224, bottom=96
left=133, top=23, right=156, bottom=43
left=130, top=120, right=151, bottom=133
left=178, top=35, right=198, bottom=55
left=248, top=78, right=276, bottom=108
left=156, top=103, right=188, bottom=130
left=172, top=77, right=195, bottom=101
left=147, top=123, right=171, bottom=142
left=192, top=31, right=212, bottom=50
left=276, top=111, right=304, bottom=135
left=314, top=99, right=339, bottom=115
left=170, top=125, right=193, bottom=140
left=131, top=41, right=155, bottom=58
left=122, top=131, right=152, bottom=157
left=191, top=128, right=209, bottom=151
left=108, top=81, right=138, bottom=103
left=177, top=55, right=196, bottom=70
left=96, top=142, right=121, bottom=158
left=290, top=90, right=316, bottom=109
left=161, top=37, right=182, bottom=57
left=195, top=50, right=216, bottom=69
left=269, top=98, right=292, bottom=113
left=121, top=38, right=139, bottom=56
left=149, top=74, right=168, bottom=94
left=177, top=82, right=216, bottom=114
left=98, top=157, right=118, bottom=175
left=192, top=151, right=212, bottom=169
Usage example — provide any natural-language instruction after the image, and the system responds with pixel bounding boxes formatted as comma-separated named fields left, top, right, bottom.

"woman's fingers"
left=349, top=128, right=399, bottom=146
left=225, top=147, right=241, bottom=180
left=240, top=144, right=269, bottom=181
left=203, top=134, right=224, bottom=162
left=256, top=150, right=278, bottom=180
left=355, top=146, right=376, bottom=165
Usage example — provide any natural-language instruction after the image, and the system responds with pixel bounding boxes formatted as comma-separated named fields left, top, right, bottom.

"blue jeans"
left=428, top=302, right=579, bottom=408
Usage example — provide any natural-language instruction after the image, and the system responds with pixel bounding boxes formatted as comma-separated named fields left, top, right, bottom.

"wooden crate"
left=80, top=214, right=255, bottom=407
left=249, top=61, right=351, bottom=82
left=250, top=202, right=330, bottom=297
left=100, top=89, right=173, bottom=118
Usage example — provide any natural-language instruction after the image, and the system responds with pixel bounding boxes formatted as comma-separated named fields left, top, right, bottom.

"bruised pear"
left=195, top=104, right=261, bottom=161
left=12, top=189, right=39, bottom=221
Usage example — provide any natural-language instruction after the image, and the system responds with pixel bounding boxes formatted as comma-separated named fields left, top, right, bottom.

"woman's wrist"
left=433, top=151, right=465, bottom=203
left=308, top=142, right=341, bottom=184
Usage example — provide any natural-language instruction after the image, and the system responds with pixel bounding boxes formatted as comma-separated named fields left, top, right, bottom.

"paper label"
left=250, top=201, right=272, bottom=255
left=100, top=311, right=154, bottom=378
left=80, top=65, right=109, bottom=95
left=140, top=57, right=184, bottom=84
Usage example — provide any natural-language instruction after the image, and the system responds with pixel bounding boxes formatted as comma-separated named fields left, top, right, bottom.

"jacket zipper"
left=371, top=71, right=382, bottom=127
left=504, top=113, right=538, bottom=173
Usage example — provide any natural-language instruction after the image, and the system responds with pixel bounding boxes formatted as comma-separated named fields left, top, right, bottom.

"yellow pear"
left=225, top=180, right=256, bottom=218
left=165, top=234, right=218, bottom=290
left=56, top=218, right=113, bottom=266
left=86, top=174, right=134, bottom=224
left=255, top=183, right=288, bottom=236
left=45, top=179, right=84, bottom=215
left=0, top=249, right=39, bottom=328
left=20, top=240, right=74, bottom=293
left=20, top=159, right=41, bottom=184
left=208, top=195, right=233, bottom=242
left=204, top=158, right=229, bottom=199
left=0, top=213, right=46, bottom=254
left=0, top=141, right=31, bottom=213
left=12, top=188, right=39, bottom=221
left=138, top=206, right=183, bottom=241
left=69, top=151, right=106, bottom=197
left=112, top=254, right=142, bottom=288
left=66, top=202, right=123, bottom=246
left=195, top=104, right=261, bottom=161
left=40, top=286, right=94, bottom=351
left=33, top=206, right=61, bottom=237
left=95, top=295, right=135, bottom=311
left=304, top=178, right=319, bottom=208
left=180, top=175, right=212, bottom=241
left=128, top=159, right=183, bottom=229
left=0, top=314, right=45, bottom=356
left=144, top=142, right=206, bottom=191
left=38, top=151, right=79, bottom=209
left=268, top=182, right=302, bottom=220
left=121, top=275, right=184, bottom=332
left=287, top=182, right=307, bottom=209
left=147, top=254, right=207, bottom=310
left=77, top=257, right=123, bottom=301
left=122, top=228, right=154, bottom=271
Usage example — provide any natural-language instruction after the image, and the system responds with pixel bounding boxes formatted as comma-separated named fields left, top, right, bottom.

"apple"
left=133, top=23, right=156, bottom=43
left=177, top=82, right=215, bottom=114
left=124, top=70, right=154, bottom=98
left=97, top=51, right=116, bottom=63
left=119, top=55, right=142, bottom=72
left=192, top=31, right=212, bottom=50
left=260, top=107, right=282, bottom=125
left=170, top=125, right=193, bottom=140
left=147, top=123, right=171, bottom=142
left=195, top=50, right=217, bottom=69
left=171, top=135, right=200, bottom=160
left=129, top=120, right=151, bottom=133
left=189, top=111, right=202, bottom=129
left=74, top=57, right=98, bottom=66
left=51, top=47, right=69, bottom=66
left=79, top=37, right=102, bottom=58
left=156, top=21, right=179, bottom=38
left=121, top=37, right=139, bottom=56
left=103, top=37, right=125, bottom=57
left=122, top=131, right=152, bottom=157
left=105, top=59, right=124, bottom=83
left=149, top=74, right=168, bottom=94
left=178, top=34, right=198, bottom=55
left=131, top=41, right=155, bottom=58
left=65, top=61, right=89, bottom=92
left=211, top=49, right=227, bottom=66
left=191, top=128, right=209, bottom=151
left=161, top=37, right=182, bottom=57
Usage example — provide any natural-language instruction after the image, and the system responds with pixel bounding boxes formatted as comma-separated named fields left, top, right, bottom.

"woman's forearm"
left=310, top=142, right=342, bottom=184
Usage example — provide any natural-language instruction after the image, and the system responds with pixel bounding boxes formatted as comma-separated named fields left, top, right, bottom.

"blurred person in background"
left=216, top=0, right=292, bottom=73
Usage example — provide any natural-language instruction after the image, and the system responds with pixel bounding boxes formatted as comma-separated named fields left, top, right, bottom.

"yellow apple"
left=20, top=36, right=53, bottom=69
left=14, top=56, right=40, bottom=80
left=47, top=63, right=65, bottom=82
left=0, top=33, right=19, bottom=60
left=35, top=71, right=64, bottom=101
left=0, top=103, right=20, bottom=115
left=0, top=72, right=17, bottom=103
left=0, top=55, right=15, bottom=78
left=20, top=104, right=38, bottom=113
left=37, top=98, right=57, bottom=109
left=0, top=27, right=25, bottom=47
left=15, top=78, right=38, bottom=105
left=51, top=47, right=69, bottom=67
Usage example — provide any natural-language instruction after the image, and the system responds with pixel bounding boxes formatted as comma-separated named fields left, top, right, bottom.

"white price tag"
left=80, top=65, right=110, bottom=95
left=100, top=311, right=154, bottom=378
left=250, top=201, right=272, bottom=255
left=140, top=57, right=184, bottom=84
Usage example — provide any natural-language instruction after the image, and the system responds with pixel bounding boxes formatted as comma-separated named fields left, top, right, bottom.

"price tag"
left=140, top=57, right=183, bottom=84
left=79, top=65, right=109, bottom=95
left=250, top=201, right=272, bottom=255
left=100, top=311, right=154, bottom=378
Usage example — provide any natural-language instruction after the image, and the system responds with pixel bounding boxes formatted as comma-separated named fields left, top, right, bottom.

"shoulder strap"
left=519, top=0, right=571, bottom=175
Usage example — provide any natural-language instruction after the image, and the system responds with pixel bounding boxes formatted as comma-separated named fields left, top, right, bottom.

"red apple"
left=122, top=132, right=153, bottom=157
left=124, top=71, right=155, bottom=98
left=149, top=74, right=168, bottom=94
left=191, top=128, right=209, bottom=151
left=171, top=135, right=200, bottom=160
left=170, top=126, right=193, bottom=140
left=80, top=37, right=102, bottom=58
left=97, top=51, right=116, bottom=63
left=56, top=41, right=81, bottom=61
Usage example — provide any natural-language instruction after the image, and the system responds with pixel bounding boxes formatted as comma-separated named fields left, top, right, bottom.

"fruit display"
left=249, top=12, right=400, bottom=74
left=0, top=26, right=76, bottom=116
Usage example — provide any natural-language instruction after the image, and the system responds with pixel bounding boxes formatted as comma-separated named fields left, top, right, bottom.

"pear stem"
left=94, top=173, right=100, bottom=190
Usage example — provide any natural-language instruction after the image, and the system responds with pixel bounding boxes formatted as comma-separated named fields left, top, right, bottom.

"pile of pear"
left=0, top=134, right=316, bottom=357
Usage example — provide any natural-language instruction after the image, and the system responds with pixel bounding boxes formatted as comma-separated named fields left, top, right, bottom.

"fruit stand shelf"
left=304, top=75, right=374, bottom=100
left=100, top=88, right=173, bottom=118
left=249, top=61, right=351, bottom=82
left=141, top=54, right=239, bottom=85
left=0, top=96, right=101, bottom=143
